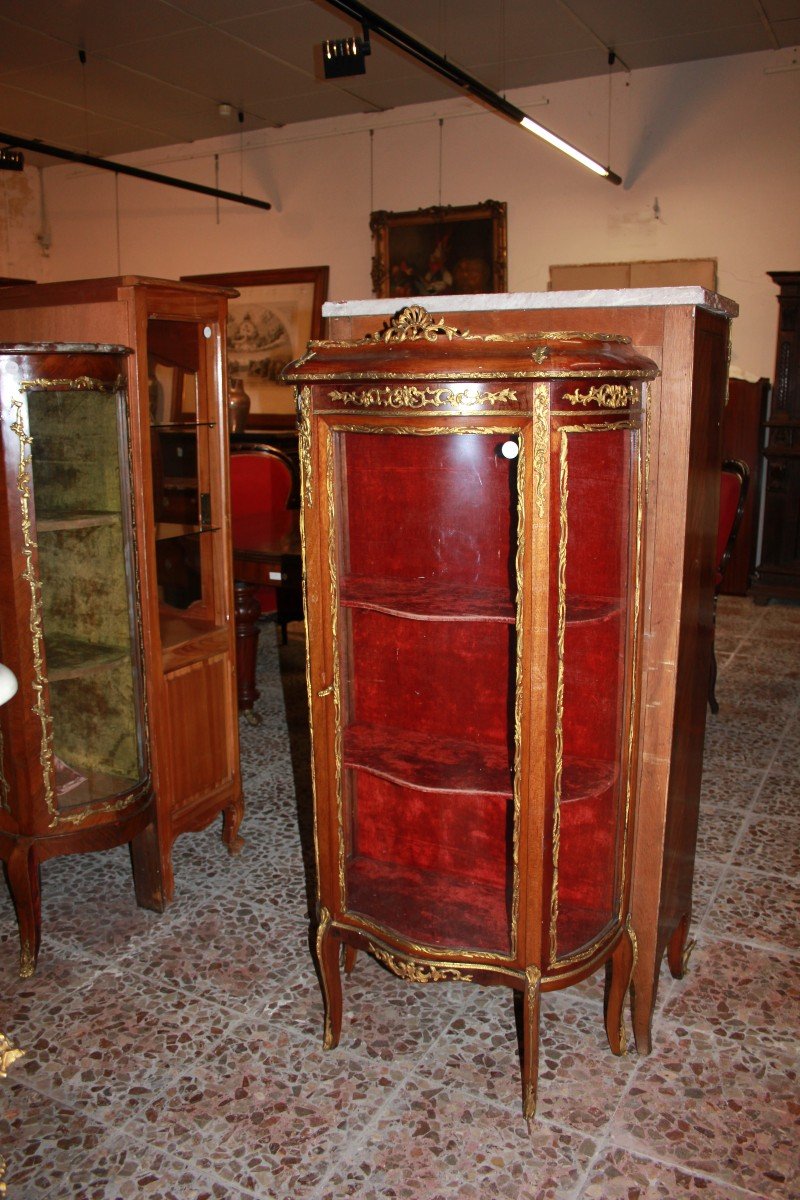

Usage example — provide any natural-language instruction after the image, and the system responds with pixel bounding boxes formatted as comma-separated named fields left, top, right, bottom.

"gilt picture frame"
left=370, top=201, right=507, bottom=299
left=182, top=266, right=329, bottom=427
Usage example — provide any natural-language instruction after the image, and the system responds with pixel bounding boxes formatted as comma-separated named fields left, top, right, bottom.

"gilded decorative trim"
left=10, top=397, right=56, bottom=823
left=0, top=725, right=9, bottom=811
left=329, top=384, right=519, bottom=410
left=363, top=305, right=470, bottom=343
left=532, top=383, right=549, bottom=518
left=297, top=386, right=313, bottom=508
left=562, top=384, right=638, bottom=409
left=325, top=431, right=346, bottom=903
left=523, top=965, right=541, bottom=1121
left=19, top=939, right=35, bottom=979
left=368, top=943, right=472, bottom=983
left=549, top=417, right=643, bottom=967
left=295, top=368, right=654, bottom=384
left=18, top=376, right=116, bottom=393
left=0, top=1032, right=25, bottom=1078
left=316, top=906, right=336, bottom=1049
left=313, top=326, right=632, bottom=350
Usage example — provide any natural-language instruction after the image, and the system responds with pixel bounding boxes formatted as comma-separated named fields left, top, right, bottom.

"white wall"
left=2, top=49, right=799, bottom=379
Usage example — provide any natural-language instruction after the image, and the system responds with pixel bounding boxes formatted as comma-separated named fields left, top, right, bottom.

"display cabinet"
left=0, top=343, right=155, bottom=975
left=752, top=271, right=800, bottom=604
left=285, top=305, right=658, bottom=1116
left=0, top=280, right=243, bottom=915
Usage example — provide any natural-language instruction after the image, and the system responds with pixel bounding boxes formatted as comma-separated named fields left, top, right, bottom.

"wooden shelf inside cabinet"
left=565, top=596, right=622, bottom=624
left=155, top=522, right=220, bottom=541
left=343, top=724, right=512, bottom=795
left=340, top=577, right=515, bottom=622
left=57, top=767, right=141, bottom=811
left=46, top=635, right=130, bottom=681
left=37, top=510, right=120, bottom=533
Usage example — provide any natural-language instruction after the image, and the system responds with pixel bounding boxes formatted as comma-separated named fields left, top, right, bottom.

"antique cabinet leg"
left=605, top=920, right=636, bottom=1057
left=234, top=580, right=262, bottom=724
left=667, top=911, right=695, bottom=979
left=522, top=966, right=541, bottom=1122
left=129, top=821, right=167, bottom=912
left=6, top=841, right=41, bottom=978
left=343, top=944, right=358, bottom=974
left=222, top=797, right=246, bottom=855
left=316, top=907, right=343, bottom=1050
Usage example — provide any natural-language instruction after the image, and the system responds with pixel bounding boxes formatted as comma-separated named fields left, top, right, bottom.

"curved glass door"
left=27, top=374, right=147, bottom=812
left=331, top=426, right=521, bottom=957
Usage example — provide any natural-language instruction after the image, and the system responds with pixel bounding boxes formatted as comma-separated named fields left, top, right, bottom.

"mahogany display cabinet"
left=285, top=305, right=659, bottom=1116
left=0, top=343, right=154, bottom=976
left=0, top=279, right=243, bottom=928
left=327, top=287, right=737, bottom=1059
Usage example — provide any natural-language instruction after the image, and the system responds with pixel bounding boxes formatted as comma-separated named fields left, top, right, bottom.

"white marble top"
left=323, top=287, right=739, bottom=319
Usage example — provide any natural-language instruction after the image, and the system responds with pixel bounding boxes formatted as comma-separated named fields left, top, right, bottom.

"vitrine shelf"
left=0, top=278, right=243, bottom=933
left=0, top=343, right=156, bottom=975
left=286, top=305, right=658, bottom=1116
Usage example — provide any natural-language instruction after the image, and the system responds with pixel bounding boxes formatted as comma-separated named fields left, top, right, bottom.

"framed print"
left=182, top=266, right=329, bottom=427
left=370, top=201, right=507, bottom=299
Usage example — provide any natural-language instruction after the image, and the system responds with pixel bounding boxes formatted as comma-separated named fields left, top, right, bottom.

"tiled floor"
left=1, top=596, right=798, bottom=1199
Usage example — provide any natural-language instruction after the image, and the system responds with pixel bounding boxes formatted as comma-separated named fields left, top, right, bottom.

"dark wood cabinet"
left=752, top=271, right=800, bottom=604
left=0, top=343, right=155, bottom=975
left=720, top=376, right=770, bottom=595
left=0, top=279, right=243, bottom=933
left=286, top=305, right=658, bottom=1116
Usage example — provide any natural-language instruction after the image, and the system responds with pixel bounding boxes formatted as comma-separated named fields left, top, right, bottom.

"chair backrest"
left=229, top=444, right=294, bottom=520
left=715, top=458, right=750, bottom=588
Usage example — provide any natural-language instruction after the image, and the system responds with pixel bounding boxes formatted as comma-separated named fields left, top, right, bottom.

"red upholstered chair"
left=229, top=444, right=295, bottom=637
left=709, top=458, right=750, bottom=713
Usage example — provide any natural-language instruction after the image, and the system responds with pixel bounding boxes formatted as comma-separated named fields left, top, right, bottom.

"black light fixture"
left=318, top=0, right=621, bottom=184
left=322, top=25, right=371, bottom=78
left=0, top=148, right=24, bottom=172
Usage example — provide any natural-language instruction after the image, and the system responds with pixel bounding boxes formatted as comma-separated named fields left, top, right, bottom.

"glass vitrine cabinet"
left=286, top=306, right=658, bottom=1117
left=0, top=278, right=243, bottom=944
left=0, top=343, right=154, bottom=975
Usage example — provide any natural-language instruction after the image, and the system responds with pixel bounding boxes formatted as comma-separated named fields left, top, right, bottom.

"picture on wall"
left=182, top=266, right=329, bottom=426
left=370, top=201, right=507, bottom=299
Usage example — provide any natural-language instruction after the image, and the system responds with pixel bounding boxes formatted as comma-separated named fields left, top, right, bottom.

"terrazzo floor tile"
left=731, top=811, right=800, bottom=876
left=318, top=1080, right=598, bottom=1200
left=659, top=935, right=799, bottom=1049
left=609, top=1026, right=799, bottom=1198
left=754, top=766, right=800, bottom=815
left=577, top=1145, right=770, bottom=1200
left=702, top=868, right=800, bottom=952
left=694, top=800, right=748, bottom=862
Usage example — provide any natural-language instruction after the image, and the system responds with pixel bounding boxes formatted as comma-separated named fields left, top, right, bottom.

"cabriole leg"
left=5, top=841, right=41, bottom=978
left=316, top=906, right=343, bottom=1050
left=605, top=919, right=636, bottom=1056
left=522, top=965, right=541, bottom=1122
left=667, top=911, right=695, bottom=979
left=222, top=797, right=245, bottom=855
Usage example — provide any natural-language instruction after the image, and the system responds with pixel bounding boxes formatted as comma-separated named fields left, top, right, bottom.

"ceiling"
left=0, top=0, right=797, bottom=163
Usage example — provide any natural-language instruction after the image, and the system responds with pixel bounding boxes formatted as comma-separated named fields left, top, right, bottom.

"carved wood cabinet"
left=286, top=306, right=658, bottom=1116
left=0, top=279, right=243, bottom=941
left=0, top=343, right=154, bottom=975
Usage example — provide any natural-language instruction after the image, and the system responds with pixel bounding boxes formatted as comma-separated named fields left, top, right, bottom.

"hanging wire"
left=215, top=153, right=220, bottom=224
left=239, top=110, right=245, bottom=195
left=369, top=127, right=374, bottom=211
left=607, top=51, right=616, bottom=168
left=114, top=172, right=121, bottom=274
left=438, top=118, right=443, bottom=206
left=79, top=49, right=89, bottom=154
left=500, top=0, right=507, bottom=97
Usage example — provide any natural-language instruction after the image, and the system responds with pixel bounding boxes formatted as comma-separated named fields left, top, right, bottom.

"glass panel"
left=334, top=429, right=519, bottom=955
left=555, top=424, right=638, bottom=958
left=148, top=318, right=216, bottom=617
left=27, top=385, right=146, bottom=810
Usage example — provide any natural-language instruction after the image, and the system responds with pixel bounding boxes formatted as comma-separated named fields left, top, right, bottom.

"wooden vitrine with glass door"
left=285, top=306, right=659, bottom=1116
left=0, top=343, right=154, bottom=975
left=0, top=279, right=243, bottom=913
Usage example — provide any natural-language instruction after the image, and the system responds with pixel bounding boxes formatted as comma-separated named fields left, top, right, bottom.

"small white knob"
left=500, top=440, right=519, bottom=460
left=0, top=663, right=18, bottom=707
left=203, top=326, right=212, bottom=339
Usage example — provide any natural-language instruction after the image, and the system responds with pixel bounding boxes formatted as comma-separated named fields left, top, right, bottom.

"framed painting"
left=182, top=266, right=329, bottom=427
left=370, top=201, right=507, bottom=299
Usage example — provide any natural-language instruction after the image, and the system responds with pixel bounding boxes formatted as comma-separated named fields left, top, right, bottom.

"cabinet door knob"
left=317, top=684, right=334, bottom=698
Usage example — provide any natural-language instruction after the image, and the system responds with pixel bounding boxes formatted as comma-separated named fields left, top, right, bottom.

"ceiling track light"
left=0, top=131, right=271, bottom=211
left=322, top=28, right=371, bottom=78
left=319, top=0, right=621, bottom=183
left=0, top=148, right=24, bottom=172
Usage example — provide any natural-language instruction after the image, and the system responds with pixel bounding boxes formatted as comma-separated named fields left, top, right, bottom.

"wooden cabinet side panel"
left=162, top=652, right=238, bottom=819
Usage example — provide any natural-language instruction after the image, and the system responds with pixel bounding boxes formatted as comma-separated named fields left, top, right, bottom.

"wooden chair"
left=229, top=443, right=295, bottom=633
left=709, top=458, right=750, bottom=713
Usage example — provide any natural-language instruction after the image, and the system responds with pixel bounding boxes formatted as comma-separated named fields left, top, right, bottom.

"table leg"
left=233, top=580, right=262, bottom=724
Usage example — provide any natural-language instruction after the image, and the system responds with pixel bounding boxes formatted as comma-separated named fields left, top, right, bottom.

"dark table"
left=231, top=507, right=302, bottom=723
